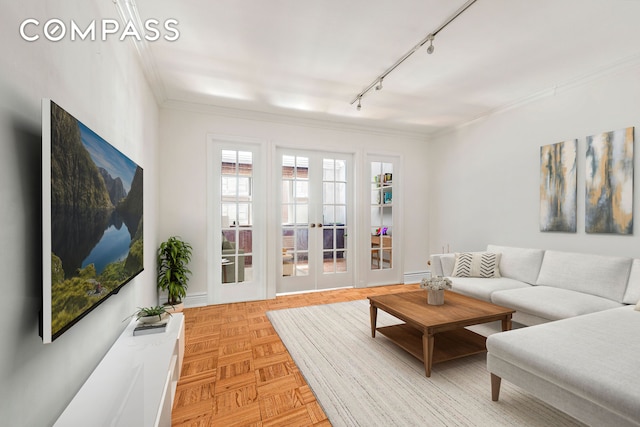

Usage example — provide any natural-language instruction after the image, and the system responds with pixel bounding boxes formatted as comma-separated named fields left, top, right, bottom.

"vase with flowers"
left=420, top=276, right=452, bottom=305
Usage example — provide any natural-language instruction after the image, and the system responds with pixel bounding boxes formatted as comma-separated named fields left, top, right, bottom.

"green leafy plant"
left=125, top=305, right=172, bottom=322
left=157, top=236, right=193, bottom=305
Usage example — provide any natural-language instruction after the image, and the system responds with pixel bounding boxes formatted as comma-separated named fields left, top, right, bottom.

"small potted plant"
left=157, top=236, right=193, bottom=312
left=420, top=276, right=452, bottom=305
left=127, top=305, right=172, bottom=324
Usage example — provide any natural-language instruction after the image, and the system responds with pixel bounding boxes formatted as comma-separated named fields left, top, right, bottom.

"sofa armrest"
left=430, top=253, right=456, bottom=277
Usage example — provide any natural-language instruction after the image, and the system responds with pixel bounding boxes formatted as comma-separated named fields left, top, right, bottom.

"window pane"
left=335, top=160, right=346, bottom=181
left=323, top=229, right=334, bottom=250
left=371, top=162, right=382, bottom=181
left=371, top=249, right=381, bottom=269
left=335, top=183, right=346, bottom=204
left=237, top=203, right=251, bottom=226
left=371, top=206, right=382, bottom=228
left=335, top=206, right=346, bottom=225
left=238, top=229, right=252, bottom=254
left=295, top=157, right=309, bottom=178
left=323, top=205, right=335, bottom=225
left=296, top=228, right=308, bottom=251
left=282, top=229, right=294, bottom=250
left=382, top=207, right=393, bottom=227
left=323, top=182, right=335, bottom=204
left=295, top=252, right=309, bottom=276
left=337, top=228, right=346, bottom=249
left=222, top=203, right=237, bottom=225
left=382, top=249, right=392, bottom=269
left=295, top=205, right=308, bottom=224
left=295, top=181, right=308, bottom=198
left=323, top=159, right=335, bottom=181
left=323, top=257, right=335, bottom=274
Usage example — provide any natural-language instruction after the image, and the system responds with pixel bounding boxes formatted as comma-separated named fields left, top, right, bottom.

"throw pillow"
left=635, top=299, right=640, bottom=312
left=452, top=252, right=501, bottom=278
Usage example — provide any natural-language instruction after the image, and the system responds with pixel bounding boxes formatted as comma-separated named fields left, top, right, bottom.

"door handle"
left=317, top=223, right=323, bottom=228
left=310, top=223, right=316, bottom=228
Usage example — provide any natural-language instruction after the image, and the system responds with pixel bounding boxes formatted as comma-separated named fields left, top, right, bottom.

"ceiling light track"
left=350, top=0, right=478, bottom=109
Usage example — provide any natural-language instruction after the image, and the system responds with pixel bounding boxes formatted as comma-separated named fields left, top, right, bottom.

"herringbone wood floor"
left=171, top=283, right=419, bottom=426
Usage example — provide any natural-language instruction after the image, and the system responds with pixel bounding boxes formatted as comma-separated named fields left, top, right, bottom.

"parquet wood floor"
left=171, top=283, right=419, bottom=426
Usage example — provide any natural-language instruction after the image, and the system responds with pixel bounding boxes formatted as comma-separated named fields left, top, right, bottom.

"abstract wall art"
left=540, top=139, right=577, bottom=232
left=585, top=127, right=634, bottom=234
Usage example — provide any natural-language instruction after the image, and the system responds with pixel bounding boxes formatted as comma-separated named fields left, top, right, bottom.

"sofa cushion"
left=429, top=253, right=456, bottom=277
left=449, top=277, right=529, bottom=301
left=487, top=245, right=545, bottom=284
left=487, top=306, right=640, bottom=424
left=623, top=259, right=640, bottom=305
left=452, top=252, right=501, bottom=278
left=437, top=253, right=456, bottom=277
left=491, top=286, right=624, bottom=321
left=536, top=250, right=632, bottom=303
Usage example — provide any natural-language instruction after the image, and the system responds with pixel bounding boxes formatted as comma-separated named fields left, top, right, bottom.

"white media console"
left=54, top=312, right=185, bottom=427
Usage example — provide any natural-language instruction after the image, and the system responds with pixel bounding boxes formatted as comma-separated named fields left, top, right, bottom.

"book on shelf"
left=133, top=317, right=170, bottom=336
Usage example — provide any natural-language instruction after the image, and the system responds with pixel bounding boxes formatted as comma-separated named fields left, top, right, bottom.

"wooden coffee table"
left=368, top=290, right=514, bottom=377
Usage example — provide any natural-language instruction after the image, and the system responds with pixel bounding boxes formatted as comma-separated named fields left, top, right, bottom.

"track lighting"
left=350, top=0, right=477, bottom=109
left=426, top=35, right=434, bottom=54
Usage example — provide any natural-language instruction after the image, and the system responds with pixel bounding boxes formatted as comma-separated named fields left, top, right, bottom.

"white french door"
left=276, top=148, right=354, bottom=294
left=365, top=154, right=402, bottom=286
left=207, top=137, right=266, bottom=304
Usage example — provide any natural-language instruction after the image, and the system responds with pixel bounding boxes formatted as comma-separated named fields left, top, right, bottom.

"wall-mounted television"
left=41, top=99, right=144, bottom=343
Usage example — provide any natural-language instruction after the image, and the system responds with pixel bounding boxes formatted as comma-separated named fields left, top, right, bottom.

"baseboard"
left=183, top=292, right=208, bottom=308
left=404, top=271, right=429, bottom=284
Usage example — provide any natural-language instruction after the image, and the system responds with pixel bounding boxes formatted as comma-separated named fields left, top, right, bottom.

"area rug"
left=267, top=300, right=585, bottom=427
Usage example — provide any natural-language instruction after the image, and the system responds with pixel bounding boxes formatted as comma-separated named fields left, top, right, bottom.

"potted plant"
left=126, top=305, right=172, bottom=324
left=157, top=236, right=193, bottom=312
left=420, top=276, right=452, bottom=306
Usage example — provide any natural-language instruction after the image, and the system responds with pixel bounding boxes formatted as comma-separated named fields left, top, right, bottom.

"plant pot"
left=427, top=289, right=445, bottom=306
left=164, top=302, right=184, bottom=313
left=138, top=312, right=169, bottom=324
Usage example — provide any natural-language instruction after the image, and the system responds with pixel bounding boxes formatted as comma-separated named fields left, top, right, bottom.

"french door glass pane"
left=322, top=156, right=347, bottom=275
left=282, top=155, right=310, bottom=277
left=371, top=161, right=393, bottom=270
left=221, top=150, right=253, bottom=283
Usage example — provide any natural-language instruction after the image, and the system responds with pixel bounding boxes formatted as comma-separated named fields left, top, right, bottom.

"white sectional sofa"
left=430, top=245, right=640, bottom=427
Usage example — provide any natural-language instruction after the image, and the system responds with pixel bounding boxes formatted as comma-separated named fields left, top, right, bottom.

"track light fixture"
left=426, top=35, right=434, bottom=54
left=350, top=0, right=478, bottom=110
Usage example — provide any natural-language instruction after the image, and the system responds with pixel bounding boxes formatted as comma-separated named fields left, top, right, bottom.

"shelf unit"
left=54, top=313, right=185, bottom=427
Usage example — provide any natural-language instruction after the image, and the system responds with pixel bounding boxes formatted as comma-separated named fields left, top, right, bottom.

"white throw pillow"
left=635, top=299, right=640, bottom=311
left=452, top=252, right=502, bottom=278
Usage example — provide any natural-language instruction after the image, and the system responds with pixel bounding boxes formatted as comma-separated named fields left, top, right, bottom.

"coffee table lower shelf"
left=376, top=324, right=487, bottom=365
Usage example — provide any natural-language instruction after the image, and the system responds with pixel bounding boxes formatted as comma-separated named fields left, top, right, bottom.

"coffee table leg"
left=370, top=303, right=377, bottom=338
left=502, top=314, right=512, bottom=331
left=422, top=332, right=434, bottom=377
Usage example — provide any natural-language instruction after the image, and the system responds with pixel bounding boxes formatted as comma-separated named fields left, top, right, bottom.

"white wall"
left=428, top=61, right=640, bottom=258
left=0, top=2, right=159, bottom=425
left=158, top=104, right=430, bottom=299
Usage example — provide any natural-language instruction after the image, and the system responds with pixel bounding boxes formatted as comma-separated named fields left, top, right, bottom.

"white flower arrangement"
left=420, top=276, right=452, bottom=291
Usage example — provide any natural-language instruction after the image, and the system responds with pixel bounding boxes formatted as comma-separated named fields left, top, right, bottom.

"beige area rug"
left=267, top=300, right=586, bottom=427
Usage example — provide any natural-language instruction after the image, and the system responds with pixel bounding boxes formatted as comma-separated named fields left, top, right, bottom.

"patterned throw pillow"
left=452, top=252, right=501, bottom=278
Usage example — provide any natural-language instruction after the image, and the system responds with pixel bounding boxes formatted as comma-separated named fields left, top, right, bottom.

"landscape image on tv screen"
left=43, top=100, right=143, bottom=342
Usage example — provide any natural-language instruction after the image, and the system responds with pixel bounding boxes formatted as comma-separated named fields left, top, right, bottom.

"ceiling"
left=132, top=0, right=640, bottom=135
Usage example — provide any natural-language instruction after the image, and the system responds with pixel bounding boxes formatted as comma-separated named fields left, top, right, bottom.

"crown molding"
left=113, top=0, right=168, bottom=105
